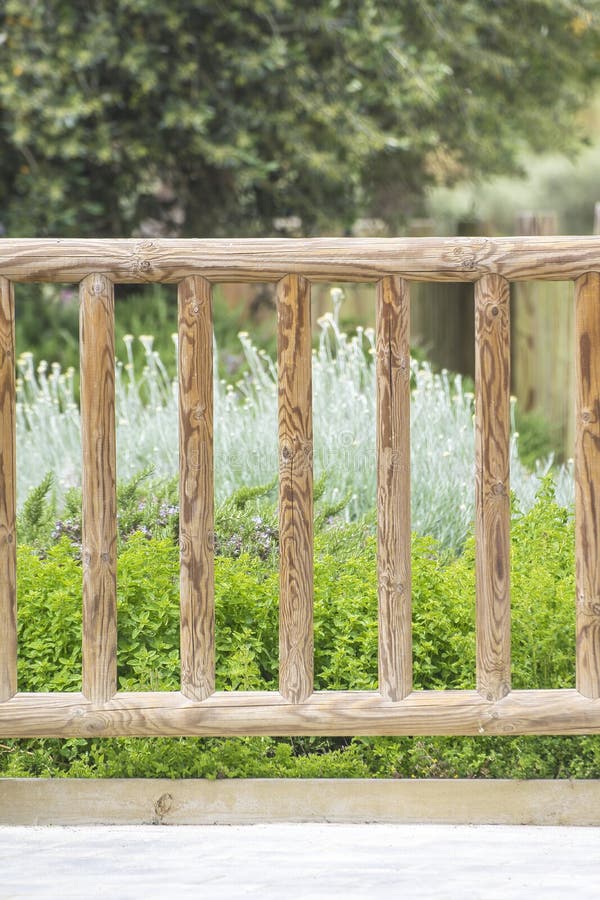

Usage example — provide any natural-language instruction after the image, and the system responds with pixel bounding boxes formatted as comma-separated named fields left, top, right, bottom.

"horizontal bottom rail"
left=3, top=778, right=600, bottom=825
left=1, top=689, right=600, bottom=737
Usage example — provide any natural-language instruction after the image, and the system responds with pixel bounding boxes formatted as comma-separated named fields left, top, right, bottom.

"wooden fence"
left=0, top=237, right=600, bottom=738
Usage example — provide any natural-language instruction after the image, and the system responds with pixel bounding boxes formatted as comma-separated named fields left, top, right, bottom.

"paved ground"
left=2, top=824, right=600, bottom=899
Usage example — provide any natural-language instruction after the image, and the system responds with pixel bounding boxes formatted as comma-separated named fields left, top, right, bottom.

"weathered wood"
left=5, top=777, right=600, bottom=826
left=4, top=689, right=600, bottom=737
left=2, top=237, right=600, bottom=283
left=278, top=274, right=313, bottom=703
left=0, top=278, right=16, bottom=702
left=178, top=276, right=215, bottom=701
left=475, top=274, right=511, bottom=701
left=376, top=276, right=412, bottom=701
left=80, top=274, right=117, bottom=703
left=575, top=272, right=600, bottom=699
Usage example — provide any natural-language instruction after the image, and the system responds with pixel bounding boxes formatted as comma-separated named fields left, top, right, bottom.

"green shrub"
left=3, top=482, right=590, bottom=779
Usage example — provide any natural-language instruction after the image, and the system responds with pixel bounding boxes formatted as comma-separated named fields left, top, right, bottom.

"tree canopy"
left=1, top=0, right=599, bottom=237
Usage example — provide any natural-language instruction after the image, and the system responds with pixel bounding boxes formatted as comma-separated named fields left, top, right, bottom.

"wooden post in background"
left=410, top=219, right=481, bottom=380
left=512, top=212, right=575, bottom=459
left=575, top=272, right=600, bottom=699
left=475, top=274, right=511, bottom=701
left=80, top=274, right=118, bottom=703
left=376, top=276, right=412, bottom=701
left=0, top=278, right=16, bottom=701
left=278, top=274, right=313, bottom=704
left=178, top=276, right=215, bottom=701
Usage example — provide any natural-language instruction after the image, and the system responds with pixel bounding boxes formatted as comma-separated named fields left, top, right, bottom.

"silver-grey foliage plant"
left=15, top=290, right=573, bottom=551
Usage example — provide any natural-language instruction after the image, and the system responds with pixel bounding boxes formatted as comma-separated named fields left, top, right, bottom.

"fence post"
left=178, top=276, right=215, bottom=701
left=80, top=273, right=118, bottom=703
left=575, top=271, right=600, bottom=699
left=376, top=276, right=412, bottom=701
left=0, top=277, right=16, bottom=701
left=278, top=274, right=314, bottom=703
left=475, top=274, right=511, bottom=701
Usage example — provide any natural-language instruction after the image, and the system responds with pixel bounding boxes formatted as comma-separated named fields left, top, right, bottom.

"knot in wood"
left=450, top=245, right=476, bottom=270
left=187, top=448, right=205, bottom=469
left=192, top=404, right=206, bottom=420
left=577, top=596, right=600, bottom=616
left=131, top=241, right=157, bottom=275
left=491, top=306, right=499, bottom=317
left=154, top=793, right=173, bottom=819
left=91, top=276, right=106, bottom=295
left=492, top=481, right=506, bottom=496
left=381, top=573, right=406, bottom=596
left=383, top=448, right=403, bottom=470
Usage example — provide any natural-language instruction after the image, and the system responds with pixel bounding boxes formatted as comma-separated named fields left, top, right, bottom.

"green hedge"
left=4, top=480, right=595, bottom=779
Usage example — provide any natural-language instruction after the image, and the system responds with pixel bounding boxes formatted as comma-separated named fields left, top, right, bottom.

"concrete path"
left=2, top=824, right=600, bottom=899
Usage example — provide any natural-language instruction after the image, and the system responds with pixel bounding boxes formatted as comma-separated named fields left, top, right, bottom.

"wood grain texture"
left=475, top=275, right=511, bottom=701
left=0, top=278, right=16, bottom=701
left=376, top=276, right=412, bottom=700
left=278, top=274, right=313, bottom=703
left=178, top=276, right=215, bottom=701
left=2, top=237, right=600, bottom=283
left=4, top=689, right=600, bottom=737
left=575, top=272, right=600, bottom=698
left=7, top=777, right=600, bottom=826
left=80, top=274, right=117, bottom=703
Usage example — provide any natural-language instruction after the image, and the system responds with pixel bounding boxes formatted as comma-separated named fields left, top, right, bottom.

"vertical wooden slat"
left=575, top=272, right=600, bottom=699
left=278, top=274, right=313, bottom=703
left=0, top=278, right=16, bottom=701
left=376, top=276, right=412, bottom=701
left=80, top=274, right=117, bottom=703
left=475, top=274, right=511, bottom=701
left=178, top=276, right=215, bottom=701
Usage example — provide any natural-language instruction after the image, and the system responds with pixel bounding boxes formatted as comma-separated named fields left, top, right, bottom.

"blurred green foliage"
left=14, top=282, right=277, bottom=382
left=429, top=135, right=600, bottom=236
left=0, top=1, right=599, bottom=238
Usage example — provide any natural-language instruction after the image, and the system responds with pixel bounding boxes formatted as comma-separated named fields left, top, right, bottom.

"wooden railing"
left=1, top=237, right=600, bottom=738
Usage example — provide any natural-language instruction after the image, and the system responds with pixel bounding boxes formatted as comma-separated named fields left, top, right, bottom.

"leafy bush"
left=3, top=480, right=591, bottom=779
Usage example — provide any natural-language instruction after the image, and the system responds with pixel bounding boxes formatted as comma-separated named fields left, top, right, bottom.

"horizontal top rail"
left=1, top=236, right=600, bottom=283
